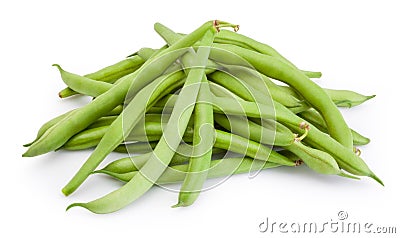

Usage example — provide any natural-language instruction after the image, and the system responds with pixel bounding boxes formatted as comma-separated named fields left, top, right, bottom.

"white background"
left=1, top=0, right=399, bottom=237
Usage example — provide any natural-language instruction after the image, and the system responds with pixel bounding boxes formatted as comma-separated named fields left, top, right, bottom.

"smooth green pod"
left=95, top=157, right=281, bottom=183
left=298, top=109, right=371, bottom=145
left=58, top=55, right=145, bottom=98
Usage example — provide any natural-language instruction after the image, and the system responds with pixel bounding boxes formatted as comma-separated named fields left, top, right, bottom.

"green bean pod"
left=23, top=109, right=76, bottom=147
left=214, top=114, right=295, bottom=146
left=58, top=55, right=145, bottom=98
left=175, top=80, right=214, bottom=206
left=214, top=130, right=294, bottom=166
left=95, top=157, right=281, bottom=183
left=101, top=147, right=225, bottom=174
left=298, top=109, right=370, bottom=145
left=114, top=142, right=158, bottom=154
left=214, top=30, right=322, bottom=78
left=278, top=85, right=376, bottom=108
left=208, top=70, right=301, bottom=108
left=283, top=135, right=344, bottom=176
left=54, top=64, right=113, bottom=98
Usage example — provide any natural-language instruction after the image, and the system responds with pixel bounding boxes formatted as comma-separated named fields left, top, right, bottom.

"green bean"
left=210, top=66, right=302, bottom=108
left=208, top=81, right=244, bottom=99
left=86, top=116, right=118, bottom=129
left=350, top=130, right=371, bottom=146
left=100, top=147, right=225, bottom=174
left=284, top=140, right=351, bottom=176
left=278, top=85, right=376, bottom=108
left=24, top=105, right=124, bottom=147
left=128, top=45, right=168, bottom=60
left=62, top=119, right=195, bottom=150
left=58, top=88, right=78, bottom=98
left=277, top=149, right=300, bottom=163
left=174, top=79, right=214, bottom=207
left=58, top=55, right=145, bottom=98
left=208, top=70, right=299, bottom=108
left=214, top=114, right=295, bottom=147
left=106, top=105, right=124, bottom=116
left=208, top=43, right=353, bottom=149
left=66, top=24, right=221, bottom=212
left=137, top=47, right=158, bottom=60
left=58, top=63, right=182, bottom=99
left=280, top=124, right=349, bottom=176
left=214, top=130, right=294, bottom=166
left=214, top=30, right=321, bottom=78
left=324, top=89, right=375, bottom=108
left=54, top=64, right=114, bottom=98
left=23, top=109, right=76, bottom=147
left=162, top=26, right=216, bottom=207
left=23, top=19, right=215, bottom=158
left=95, top=157, right=281, bottom=183
left=298, top=109, right=370, bottom=145
left=114, top=142, right=158, bottom=154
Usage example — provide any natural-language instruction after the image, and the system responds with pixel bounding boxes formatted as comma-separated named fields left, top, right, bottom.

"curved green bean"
left=213, top=30, right=322, bottom=78
left=23, top=109, right=76, bottom=147
left=209, top=66, right=302, bottom=108
left=175, top=79, right=214, bottom=207
left=298, top=109, right=370, bottom=145
left=208, top=43, right=353, bottom=149
left=58, top=55, right=145, bottom=98
left=278, top=85, right=376, bottom=108
left=54, top=64, right=113, bottom=98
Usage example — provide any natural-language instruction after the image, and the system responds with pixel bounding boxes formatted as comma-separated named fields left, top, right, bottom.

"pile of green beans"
left=23, top=20, right=381, bottom=214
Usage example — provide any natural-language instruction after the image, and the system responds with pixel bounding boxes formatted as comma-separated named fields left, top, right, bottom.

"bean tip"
left=22, top=150, right=33, bottom=157
left=23, top=142, right=33, bottom=147
left=62, top=187, right=72, bottom=196
left=171, top=201, right=186, bottom=208
left=66, top=203, right=84, bottom=211
left=371, top=174, right=384, bottom=186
